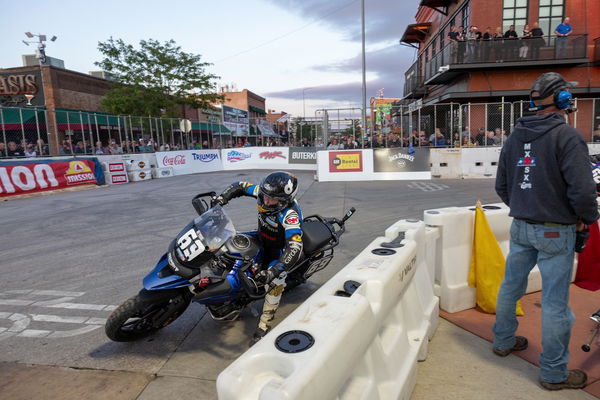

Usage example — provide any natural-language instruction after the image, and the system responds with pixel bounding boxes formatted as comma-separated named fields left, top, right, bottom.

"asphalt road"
left=0, top=171, right=501, bottom=399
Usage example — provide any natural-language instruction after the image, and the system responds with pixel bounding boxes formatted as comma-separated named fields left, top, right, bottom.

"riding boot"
left=249, top=276, right=286, bottom=346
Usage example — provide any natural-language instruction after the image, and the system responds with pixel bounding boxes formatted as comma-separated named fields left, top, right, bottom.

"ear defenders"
left=528, top=89, right=574, bottom=112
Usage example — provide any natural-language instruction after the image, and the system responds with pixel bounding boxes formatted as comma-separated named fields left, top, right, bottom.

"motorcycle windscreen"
left=174, top=206, right=236, bottom=268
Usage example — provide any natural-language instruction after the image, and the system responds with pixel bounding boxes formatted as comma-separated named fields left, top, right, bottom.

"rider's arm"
left=272, top=209, right=303, bottom=274
left=219, top=182, right=259, bottom=204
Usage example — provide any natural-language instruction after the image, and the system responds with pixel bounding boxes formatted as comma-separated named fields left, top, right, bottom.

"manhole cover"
left=275, top=330, right=315, bottom=353
left=372, top=248, right=396, bottom=256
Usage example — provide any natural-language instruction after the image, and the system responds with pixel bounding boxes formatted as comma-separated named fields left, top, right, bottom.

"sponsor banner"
left=329, top=151, right=363, bottom=173
left=155, top=150, right=221, bottom=176
left=104, top=173, right=129, bottom=185
left=288, top=147, right=317, bottom=165
left=373, top=148, right=431, bottom=173
left=0, top=160, right=98, bottom=197
left=221, top=147, right=293, bottom=170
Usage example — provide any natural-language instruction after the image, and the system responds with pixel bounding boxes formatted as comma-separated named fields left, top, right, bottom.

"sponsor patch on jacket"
left=284, top=211, right=300, bottom=225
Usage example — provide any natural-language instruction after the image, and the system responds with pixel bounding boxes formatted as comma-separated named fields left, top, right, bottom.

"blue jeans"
left=493, top=219, right=576, bottom=383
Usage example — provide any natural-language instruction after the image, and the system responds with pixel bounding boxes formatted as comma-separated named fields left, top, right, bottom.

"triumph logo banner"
left=373, top=148, right=431, bottom=173
left=155, top=150, right=221, bottom=176
left=288, top=147, right=317, bottom=164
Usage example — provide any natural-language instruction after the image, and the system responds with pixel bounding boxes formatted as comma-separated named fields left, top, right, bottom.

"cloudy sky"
left=0, top=0, right=419, bottom=116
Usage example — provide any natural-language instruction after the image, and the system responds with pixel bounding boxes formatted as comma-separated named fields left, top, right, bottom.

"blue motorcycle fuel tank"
left=143, top=253, right=191, bottom=290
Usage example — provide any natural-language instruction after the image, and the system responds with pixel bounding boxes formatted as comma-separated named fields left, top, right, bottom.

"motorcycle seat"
left=301, top=220, right=333, bottom=255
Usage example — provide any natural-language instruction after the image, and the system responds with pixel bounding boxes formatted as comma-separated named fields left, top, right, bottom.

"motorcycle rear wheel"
left=105, top=291, right=191, bottom=342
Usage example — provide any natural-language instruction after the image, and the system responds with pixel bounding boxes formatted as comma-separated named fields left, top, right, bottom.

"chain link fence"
left=1, top=100, right=599, bottom=158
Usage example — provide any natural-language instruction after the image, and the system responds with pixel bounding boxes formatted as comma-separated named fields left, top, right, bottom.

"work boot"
left=493, top=336, right=528, bottom=357
left=540, top=370, right=587, bottom=390
left=249, top=327, right=269, bottom=347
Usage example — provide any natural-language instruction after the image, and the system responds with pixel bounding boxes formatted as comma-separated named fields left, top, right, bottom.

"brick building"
left=221, top=89, right=267, bottom=120
left=401, top=0, right=600, bottom=139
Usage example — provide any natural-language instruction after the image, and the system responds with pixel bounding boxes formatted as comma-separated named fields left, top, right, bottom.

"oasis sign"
left=0, top=70, right=45, bottom=107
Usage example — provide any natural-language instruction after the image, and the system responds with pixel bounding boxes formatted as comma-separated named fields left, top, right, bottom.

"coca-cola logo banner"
left=155, top=150, right=221, bottom=176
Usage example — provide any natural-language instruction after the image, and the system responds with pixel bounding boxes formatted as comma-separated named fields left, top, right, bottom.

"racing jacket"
left=220, top=182, right=304, bottom=274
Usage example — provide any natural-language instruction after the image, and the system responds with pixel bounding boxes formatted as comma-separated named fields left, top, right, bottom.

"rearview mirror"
left=192, top=197, right=208, bottom=216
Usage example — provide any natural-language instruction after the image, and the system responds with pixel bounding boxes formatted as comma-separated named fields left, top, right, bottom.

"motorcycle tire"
left=105, top=291, right=191, bottom=342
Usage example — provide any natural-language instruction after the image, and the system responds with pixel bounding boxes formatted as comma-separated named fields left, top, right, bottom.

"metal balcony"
left=424, top=34, right=589, bottom=85
left=403, top=61, right=427, bottom=99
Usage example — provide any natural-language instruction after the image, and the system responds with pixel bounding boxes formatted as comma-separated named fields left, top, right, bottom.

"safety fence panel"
left=423, top=203, right=578, bottom=313
left=217, top=220, right=438, bottom=400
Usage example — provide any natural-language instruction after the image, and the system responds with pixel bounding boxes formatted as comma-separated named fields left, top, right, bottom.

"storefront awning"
left=401, top=23, right=432, bottom=44
left=54, top=108, right=123, bottom=127
left=0, top=107, right=46, bottom=129
left=249, top=105, right=266, bottom=115
left=419, top=0, right=455, bottom=15
left=192, top=122, right=231, bottom=135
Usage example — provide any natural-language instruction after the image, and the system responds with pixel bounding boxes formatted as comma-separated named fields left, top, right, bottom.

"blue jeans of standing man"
left=493, top=219, right=576, bottom=383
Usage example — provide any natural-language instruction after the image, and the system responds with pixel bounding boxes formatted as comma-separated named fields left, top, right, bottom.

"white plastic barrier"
left=430, top=148, right=462, bottom=178
left=128, top=170, right=152, bottom=182
left=155, top=150, right=222, bottom=176
left=217, top=220, right=438, bottom=400
left=424, top=203, right=578, bottom=313
left=460, top=147, right=501, bottom=179
left=152, top=167, right=174, bottom=179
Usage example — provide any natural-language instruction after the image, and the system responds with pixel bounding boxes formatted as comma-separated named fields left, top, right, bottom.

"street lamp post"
left=361, top=0, right=367, bottom=139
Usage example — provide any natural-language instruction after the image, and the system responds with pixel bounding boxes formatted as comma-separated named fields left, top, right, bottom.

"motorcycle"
left=105, top=191, right=355, bottom=342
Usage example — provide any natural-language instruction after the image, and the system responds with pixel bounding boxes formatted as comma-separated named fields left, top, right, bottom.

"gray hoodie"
left=495, top=112, right=599, bottom=225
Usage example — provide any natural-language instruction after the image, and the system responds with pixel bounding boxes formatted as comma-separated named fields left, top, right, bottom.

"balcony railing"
left=425, top=34, right=589, bottom=84
left=403, top=61, right=426, bottom=98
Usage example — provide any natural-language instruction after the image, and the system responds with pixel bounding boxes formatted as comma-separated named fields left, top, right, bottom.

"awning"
left=419, top=0, right=456, bottom=15
left=401, top=23, right=432, bottom=44
left=249, top=105, right=266, bottom=115
left=54, top=108, right=124, bottom=130
left=0, top=107, right=46, bottom=129
left=192, top=122, right=231, bottom=135
left=257, top=125, right=280, bottom=137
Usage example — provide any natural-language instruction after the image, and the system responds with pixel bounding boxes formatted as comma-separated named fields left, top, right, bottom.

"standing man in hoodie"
left=493, top=72, right=599, bottom=390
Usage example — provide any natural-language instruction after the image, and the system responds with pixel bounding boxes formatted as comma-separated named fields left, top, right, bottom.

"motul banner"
left=0, top=160, right=98, bottom=197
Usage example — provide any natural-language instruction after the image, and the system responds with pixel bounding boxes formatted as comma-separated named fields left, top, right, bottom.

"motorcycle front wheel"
left=105, top=290, right=191, bottom=342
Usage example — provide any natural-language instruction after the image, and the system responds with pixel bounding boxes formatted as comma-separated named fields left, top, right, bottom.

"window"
left=538, top=0, right=564, bottom=41
left=462, top=4, right=470, bottom=28
left=502, top=0, right=528, bottom=33
left=432, top=38, right=438, bottom=56
left=439, top=27, right=445, bottom=50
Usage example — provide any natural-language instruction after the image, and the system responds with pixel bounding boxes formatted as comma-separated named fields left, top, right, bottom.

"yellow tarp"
left=468, top=204, right=524, bottom=316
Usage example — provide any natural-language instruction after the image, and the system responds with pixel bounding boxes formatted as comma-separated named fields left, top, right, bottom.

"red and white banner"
left=0, top=160, right=98, bottom=197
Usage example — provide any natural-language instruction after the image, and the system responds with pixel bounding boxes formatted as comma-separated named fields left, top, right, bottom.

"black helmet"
left=257, top=171, right=298, bottom=215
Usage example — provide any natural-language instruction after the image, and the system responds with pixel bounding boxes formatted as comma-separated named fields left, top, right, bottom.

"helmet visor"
left=258, top=192, right=286, bottom=214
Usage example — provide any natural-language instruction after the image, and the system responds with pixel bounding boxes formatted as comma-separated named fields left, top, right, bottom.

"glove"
left=213, top=195, right=227, bottom=207
left=256, top=268, right=278, bottom=285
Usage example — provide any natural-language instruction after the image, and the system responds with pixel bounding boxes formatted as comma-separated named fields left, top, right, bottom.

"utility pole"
left=361, top=0, right=367, bottom=138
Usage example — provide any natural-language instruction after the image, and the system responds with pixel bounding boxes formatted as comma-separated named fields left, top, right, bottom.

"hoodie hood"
left=512, top=112, right=565, bottom=143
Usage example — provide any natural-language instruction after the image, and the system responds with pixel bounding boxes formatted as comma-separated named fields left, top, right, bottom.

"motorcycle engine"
left=224, top=234, right=261, bottom=259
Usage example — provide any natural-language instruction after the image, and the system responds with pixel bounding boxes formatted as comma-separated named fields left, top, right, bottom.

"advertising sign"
left=329, top=151, right=363, bottom=173
left=222, top=105, right=249, bottom=136
left=373, top=148, right=431, bottom=173
left=0, top=160, right=98, bottom=197
left=221, top=147, right=303, bottom=171
left=155, top=150, right=222, bottom=176
left=288, top=147, right=317, bottom=165
left=0, top=69, right=45, bottom=107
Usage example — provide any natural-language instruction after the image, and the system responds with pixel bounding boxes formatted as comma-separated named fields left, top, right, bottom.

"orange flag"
left=468, top=201, right=524, bottom=315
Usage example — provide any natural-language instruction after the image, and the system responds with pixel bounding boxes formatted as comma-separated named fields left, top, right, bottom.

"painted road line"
left=43, top=303, right=109, bottom=311
left=85, top=317, right=107, bottom=325
left=47, top=325, right=101, bottom=338
left=31, top=290, right=86, bottom=297
left=30, top=314, right=107, bottom=325
left=0, top=299, right=35, bottom=306
left=18, top=329, right=51, bottom=338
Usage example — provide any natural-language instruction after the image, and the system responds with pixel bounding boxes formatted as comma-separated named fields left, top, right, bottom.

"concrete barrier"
left=217, top=220, right=438, bottom=400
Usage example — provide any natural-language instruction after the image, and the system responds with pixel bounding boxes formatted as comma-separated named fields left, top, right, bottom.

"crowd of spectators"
left=446, top=17, right=573, bottom=63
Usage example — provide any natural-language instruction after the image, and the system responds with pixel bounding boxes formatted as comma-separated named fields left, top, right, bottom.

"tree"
left=95, top=38, right=223, bottom=116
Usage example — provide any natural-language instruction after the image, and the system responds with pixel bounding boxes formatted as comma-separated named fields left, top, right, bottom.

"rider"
left=215, top=171, right=303, bottom=344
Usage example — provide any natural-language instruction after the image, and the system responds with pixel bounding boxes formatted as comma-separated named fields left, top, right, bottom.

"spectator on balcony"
left=493, top=27, right=504, bottom=61
left=504, top=25, right=519, bottom=60
left=466, top=26, right=481, bottom=62
left=327, top=137, right=343, bottom=150
left=345, top=136, right=359, bottom=149
left=300, top=137, right=311, bottom=147
left=108, top=141, right=123, bottom=154
left=74, top=141, right=85, bottom=154
left=58, top=141, right=73, bottom=156
left=530, top=22, right=545, bottom=60
left=94, top=141, right=106, bottom=154
left=519, top=25, right=532, bottom=59
left=482, top=27, right=493, bottom=62
left=554, top=17, right=572, bottom=58
left=457, top=26, right=467, bottom=63
left=0, top=142, right=6, bottom=157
